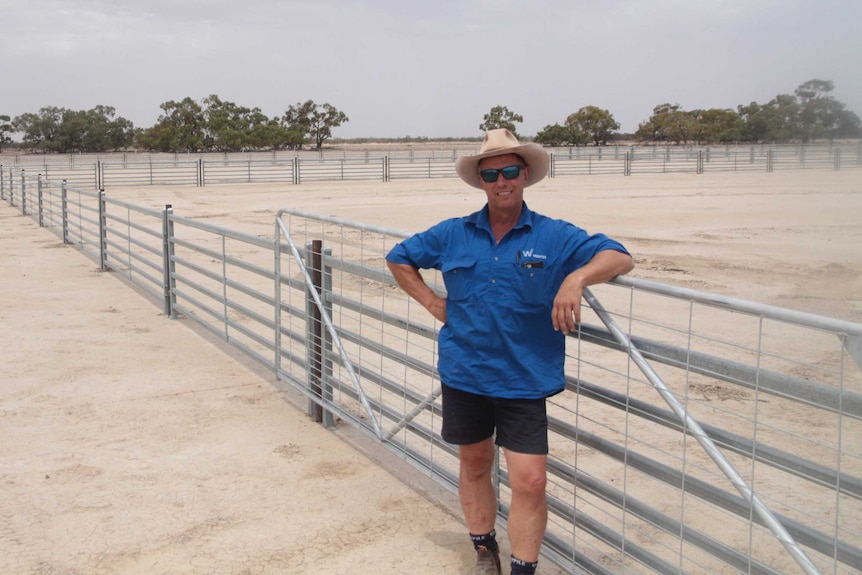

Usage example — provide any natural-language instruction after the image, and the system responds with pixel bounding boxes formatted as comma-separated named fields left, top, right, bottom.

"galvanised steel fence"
left=1, top=142, right=859, bottom=188
left=3, top=172, right=861, bottom=575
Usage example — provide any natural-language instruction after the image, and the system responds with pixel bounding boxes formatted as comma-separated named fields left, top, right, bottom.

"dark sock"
left=510, top=555, right=538, bottom=575
left=469, top=529, right=499, bottom=552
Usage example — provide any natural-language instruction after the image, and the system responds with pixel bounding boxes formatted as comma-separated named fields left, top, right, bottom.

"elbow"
left=622, top=253, right=635, bottom=275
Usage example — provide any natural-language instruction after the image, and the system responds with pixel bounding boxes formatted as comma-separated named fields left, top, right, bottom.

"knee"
left=460, top=444, right=495, bottom=480
left=510, top=469, right=547, bottom=497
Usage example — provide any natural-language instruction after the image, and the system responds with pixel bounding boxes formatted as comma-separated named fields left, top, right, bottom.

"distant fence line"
left=2, top=170, right=860, bottom=575
left=0, top=142, right=859, bottom=189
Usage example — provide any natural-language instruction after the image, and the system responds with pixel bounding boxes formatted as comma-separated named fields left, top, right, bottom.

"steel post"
left=162, top=204, right=174, bottom=316
left=61, top=180, right=69, bottom=244
left=37, top=174, right=44, bottom=227
left=98, top=189, right=107, bottom=271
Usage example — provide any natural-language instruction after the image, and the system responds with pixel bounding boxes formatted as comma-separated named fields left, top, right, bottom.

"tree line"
left=1, top=97, right=348, bottom=154
left=529, top=79, right=861, bottom=146
left=1, top=79, right=859, bottom=154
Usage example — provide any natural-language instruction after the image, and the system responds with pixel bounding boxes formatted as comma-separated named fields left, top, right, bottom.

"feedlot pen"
left=3, top=172, right=861, bottom=575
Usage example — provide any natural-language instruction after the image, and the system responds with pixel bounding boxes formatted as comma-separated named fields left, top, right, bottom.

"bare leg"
left=458, top=438, right=498, bottom=534
left=503, top=449, right=548, bottom=562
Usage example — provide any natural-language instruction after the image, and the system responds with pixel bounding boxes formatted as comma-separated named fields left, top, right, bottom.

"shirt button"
left=494, top=256, right=499, bottom=261
left=491, top=279, right=496, bottom=284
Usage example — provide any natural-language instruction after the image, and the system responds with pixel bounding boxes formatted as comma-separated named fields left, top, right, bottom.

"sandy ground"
left=2, top=169, right=861, bottom=575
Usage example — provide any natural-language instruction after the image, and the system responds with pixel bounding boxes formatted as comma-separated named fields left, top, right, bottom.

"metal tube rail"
left=569, top=376, right=862, bottom=499
left=575, top=323, right=862, bottom=419
left=613, top=275, right=862, bottom=338
left=582, top=286, right=823, bottom=575
left=275, top=212, right=383, bottom=438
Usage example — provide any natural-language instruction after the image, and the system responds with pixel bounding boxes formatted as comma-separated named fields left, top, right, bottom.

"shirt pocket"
left=514, top=263, right=554, bottom=306
left=442, top=257, right=477, bottom=301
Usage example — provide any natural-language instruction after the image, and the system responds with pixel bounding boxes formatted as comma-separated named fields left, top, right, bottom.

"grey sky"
left=2, top=0, right=860, bottom=138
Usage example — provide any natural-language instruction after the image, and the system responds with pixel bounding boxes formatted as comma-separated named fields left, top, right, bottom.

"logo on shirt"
left=521, top=249, right=547, bottom=260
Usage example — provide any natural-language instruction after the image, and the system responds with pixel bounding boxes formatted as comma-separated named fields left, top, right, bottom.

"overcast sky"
left=2, top=0, right=860, bottom=138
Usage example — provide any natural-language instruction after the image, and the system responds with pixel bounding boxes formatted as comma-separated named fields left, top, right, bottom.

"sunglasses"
left=479, top=165, right=525, bottom=183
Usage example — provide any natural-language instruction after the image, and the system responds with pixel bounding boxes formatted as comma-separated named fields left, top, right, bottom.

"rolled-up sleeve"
left=386, top=220, right=452, bottom=270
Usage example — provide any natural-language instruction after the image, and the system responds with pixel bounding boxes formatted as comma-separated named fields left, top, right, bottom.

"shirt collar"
left=467, top=202, right=535, bottom=234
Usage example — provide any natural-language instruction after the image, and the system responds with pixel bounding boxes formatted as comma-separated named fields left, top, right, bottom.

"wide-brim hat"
left=455, top=128, right=549, bottom=189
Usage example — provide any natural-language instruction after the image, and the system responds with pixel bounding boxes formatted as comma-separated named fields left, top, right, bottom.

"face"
left=477, top=153, right=529, bottom=210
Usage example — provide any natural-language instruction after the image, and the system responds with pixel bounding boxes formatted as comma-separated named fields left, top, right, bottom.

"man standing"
left=386, top=129, right=633, bottom=575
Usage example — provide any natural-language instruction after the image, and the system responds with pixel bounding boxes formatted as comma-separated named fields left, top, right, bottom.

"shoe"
left=475, top=547, right=502, bottom=575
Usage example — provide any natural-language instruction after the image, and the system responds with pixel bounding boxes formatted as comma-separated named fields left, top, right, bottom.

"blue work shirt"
left=386, top=203, right=629, bottom=399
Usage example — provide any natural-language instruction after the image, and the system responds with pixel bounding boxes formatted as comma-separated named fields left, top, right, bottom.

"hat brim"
left=455, top=143, right=549, bottom=189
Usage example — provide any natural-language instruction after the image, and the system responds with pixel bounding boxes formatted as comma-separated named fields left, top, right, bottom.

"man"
left=385, top=129, right=633, bottom=575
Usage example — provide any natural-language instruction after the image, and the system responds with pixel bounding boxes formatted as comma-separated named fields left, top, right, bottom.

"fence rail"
left=2, top=143, right=859, bottom=188
left=3, top=172, right=860, bottom=575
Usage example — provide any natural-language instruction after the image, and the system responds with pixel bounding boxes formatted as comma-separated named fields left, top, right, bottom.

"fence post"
left=294, top=157, right=300, bottom=185
left=198, top=158, right=204, bottom=187
left=162, top=204, right=174, bottom=317
left=274, top=218, right=283, bottom=375
left=383, top=156, right=389, bottom=182
left=37, top=174, right=44, bottom=227
left=8, top=167, right=14, bottom=206
left=306, top=240, right=324, bottom=423
left=549, top=153, right=555, bottom=178
left=697, top=151, right=704, bottom=174
left=98, top=189, right=108, bottom=271
left=321, top=246, right=335, bottom=429
left=833, top=150, right=841, bottom=171
left=61, top=180, right=69, bottom=244
left=0, top=165, right=4, bottom=200
left=767, top=149, right=774, bottom=173
left=20, top=170, right=26, bottom=214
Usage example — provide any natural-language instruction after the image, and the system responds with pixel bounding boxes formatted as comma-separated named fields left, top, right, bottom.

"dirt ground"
left=2, top=169, right=860, bottom=574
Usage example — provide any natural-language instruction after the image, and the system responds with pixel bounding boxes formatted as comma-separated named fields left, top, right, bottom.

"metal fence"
left=1, top=142, right=858, bottom=189
left=3, top=172, right=861, bottom=575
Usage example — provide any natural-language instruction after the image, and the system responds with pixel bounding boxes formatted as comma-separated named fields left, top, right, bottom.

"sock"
left=510, top=555, right=538, bottom=575
left=469, top=529, right=499, bottom=552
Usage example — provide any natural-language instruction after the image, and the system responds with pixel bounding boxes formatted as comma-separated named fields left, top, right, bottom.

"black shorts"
left=440, top=383, right=549, bottom=455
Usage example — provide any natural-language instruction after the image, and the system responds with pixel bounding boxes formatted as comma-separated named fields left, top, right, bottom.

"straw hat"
left=455, top=128, right=549, bottom=189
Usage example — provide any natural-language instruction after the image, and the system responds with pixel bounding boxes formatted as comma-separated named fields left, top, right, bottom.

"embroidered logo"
left=521, top=249, right=547, bottom=260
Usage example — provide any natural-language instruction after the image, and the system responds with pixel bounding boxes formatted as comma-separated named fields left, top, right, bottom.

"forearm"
left=566, top=249, right=634, bottom=288
left=553, top=250, right=634, bottom=333
left=386, top=261, right=447, bottom=322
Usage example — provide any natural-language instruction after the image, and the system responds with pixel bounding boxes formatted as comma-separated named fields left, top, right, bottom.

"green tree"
left=282, top=100, right=348, bottom=150
left=139, top=98, right=205, bottom=152
left=79, top=106, right=135, bottom=152
left=1, top=114, right=14, bottom=151
left=479, top=105, right=523, bottom=138
left=764, top=94, right=801, bottom=143
left=795, top=79, right=834, bottom=143
left=636, top=103, right=694, bottom=144
left=565, top=105, right=619, bottom=146
left=793, top=79, right=862, bottom=142
left=13, top=106, right=134, bottom=153
left=534, top=123, right=579, bottom=147
left=14, top=107, right=64, bottom=151
left=202, top=95, right=275, bottom=152
left=737, top=102, right=772, bottom=142
left=248, top=120, right=305, bottom=151
left=828, top=107, right=862, bottom=139
left=689, top=108, right=742, bottom=144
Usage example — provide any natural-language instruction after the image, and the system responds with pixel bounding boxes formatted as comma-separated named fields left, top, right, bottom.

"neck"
left=488, top=202, right=522, bottom=243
